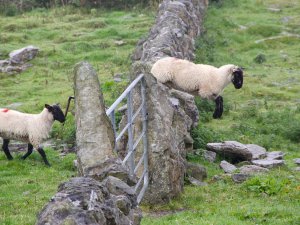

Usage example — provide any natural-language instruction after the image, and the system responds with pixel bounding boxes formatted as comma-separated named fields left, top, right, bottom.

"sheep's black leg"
left=37, top=147, right=51, bottom=166
left=213, top=96, right=223, bottom=119
left=2, top=139, right=13, bottom=160
left=21, top=144, right=33, bottom=160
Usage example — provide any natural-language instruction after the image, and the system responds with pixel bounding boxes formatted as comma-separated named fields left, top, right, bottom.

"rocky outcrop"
left=0, top=45, right=39, bottom=74
left=130, top=0, right=208, bottom=205
left=37, top=177, right=142, bottom=225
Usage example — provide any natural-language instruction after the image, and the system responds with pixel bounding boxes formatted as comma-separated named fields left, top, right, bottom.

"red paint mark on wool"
left=2, top=109, right=9, bottom=113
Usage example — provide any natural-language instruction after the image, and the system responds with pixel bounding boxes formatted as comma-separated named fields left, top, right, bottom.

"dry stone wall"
left=130, top=0, right=208, bottom=204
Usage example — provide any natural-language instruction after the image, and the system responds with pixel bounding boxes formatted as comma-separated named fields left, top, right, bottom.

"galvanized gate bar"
left=106, top=74, right=144, bottom=116
left=106, top=73, right=148, bottom=204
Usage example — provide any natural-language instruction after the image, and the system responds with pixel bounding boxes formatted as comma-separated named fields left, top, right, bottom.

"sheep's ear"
left=45, top=104, right=53, bottom=112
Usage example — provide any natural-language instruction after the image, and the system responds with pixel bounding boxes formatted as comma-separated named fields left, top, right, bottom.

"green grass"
left=1, top=0, right=300, bottom=224
left=0, top=6, right=154, bottom=225
left=142, top=0, right=300, bottom=224
left=0, top=150, right=76, bottom=225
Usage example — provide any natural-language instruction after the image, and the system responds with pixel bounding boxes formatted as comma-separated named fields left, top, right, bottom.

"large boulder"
left=207, top=141, right=253, bottom=162
left=36, top=177, right=142, bottom=225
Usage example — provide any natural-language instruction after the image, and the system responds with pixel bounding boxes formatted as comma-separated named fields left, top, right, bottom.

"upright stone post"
left=74, top=62, right=116, bottom=177
left=37, top=62, right=142, bottom=225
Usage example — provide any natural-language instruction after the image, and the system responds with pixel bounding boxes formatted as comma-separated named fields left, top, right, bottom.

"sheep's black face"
left=232, top=68, right=243, bottom=89
left=45, top=104, right=66, bottom=123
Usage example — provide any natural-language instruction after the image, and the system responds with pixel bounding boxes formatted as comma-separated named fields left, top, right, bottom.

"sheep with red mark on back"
left=0, top=104, right=65, bottom=166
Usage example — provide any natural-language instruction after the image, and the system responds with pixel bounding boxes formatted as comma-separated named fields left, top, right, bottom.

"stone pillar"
left=131, top=62, right=198, bottom=204
left=73, top=62, right=116, bottom=177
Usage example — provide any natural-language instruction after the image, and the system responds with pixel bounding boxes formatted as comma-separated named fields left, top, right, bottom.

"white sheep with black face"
left=150, top=57, right=244, bottom=118
left=0, top=104, right=65, bottom=166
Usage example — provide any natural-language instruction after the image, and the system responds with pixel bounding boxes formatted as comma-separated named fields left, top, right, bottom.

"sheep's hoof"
left=213, top=111, right=222, bottom=119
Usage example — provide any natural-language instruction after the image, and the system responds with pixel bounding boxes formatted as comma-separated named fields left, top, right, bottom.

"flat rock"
left=266, top=151, right=285, bottom=160
left=245, top=144, right=266, bottom=159
left=220, top=160, right=237, bottom=173
left=252, top=159, right=284, bottom=168
left=293, top=158, right=300, bottom=165
left=294, top=167, right=300, bottom=172
left=207, top=141, right=252, bottom=162
left=239, top=165, right=269, bottom=174
left=188, top=177, right=208, bottom=186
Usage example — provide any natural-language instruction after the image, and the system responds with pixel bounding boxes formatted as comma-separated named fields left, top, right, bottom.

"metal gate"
left=106, top=74, right=149, bottom=204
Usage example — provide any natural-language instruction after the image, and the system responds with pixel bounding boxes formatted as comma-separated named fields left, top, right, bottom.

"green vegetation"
left=0, top=6, right=154, bottom=224
left=142, top=0, right=300, bottom=224
left=1, top=0, right=300, bottom=224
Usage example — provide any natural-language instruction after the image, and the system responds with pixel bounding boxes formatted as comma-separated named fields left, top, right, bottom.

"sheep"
left=150, top=57, right=243, bottom=118
left=0, top=104, right=65, bottom=166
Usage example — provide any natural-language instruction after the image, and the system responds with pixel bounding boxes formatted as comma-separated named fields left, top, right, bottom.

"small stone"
left=114, top=40, right=126, bottom=46
left=266, top=151, right=285, bottom=160
left=220, top=160, right=237, bottom=173
left=293, top=158, right=300, bottom=165
left=231, top=173, right=250, bottom=183
left=294, top=167, right=300, bottom=172
left=186, top=162, right=207, bottom=181
left=281, top=16, right=292, bottom=23
left=203, top=150, right=216, bottom=162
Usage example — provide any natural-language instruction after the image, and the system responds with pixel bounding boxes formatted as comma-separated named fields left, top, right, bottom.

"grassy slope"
left=142, top=0, right=300, bottom=224
left=0, top=7, right=154, bottom=225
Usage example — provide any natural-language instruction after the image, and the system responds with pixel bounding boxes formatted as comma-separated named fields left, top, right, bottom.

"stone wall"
left=130, top=0, right=208, bottom=204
